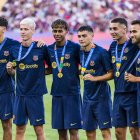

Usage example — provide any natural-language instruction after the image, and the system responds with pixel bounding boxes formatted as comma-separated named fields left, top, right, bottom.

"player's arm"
left=6, top=61, right=15, bottom=75
left=83, top=69, right=113, bottom=81
left=125, top=72, right=140, bottom=82
left=43, top=45, right=52, bottom=75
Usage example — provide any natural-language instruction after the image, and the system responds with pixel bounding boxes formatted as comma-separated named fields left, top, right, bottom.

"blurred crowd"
left=0, top=0, right=140, bottom=33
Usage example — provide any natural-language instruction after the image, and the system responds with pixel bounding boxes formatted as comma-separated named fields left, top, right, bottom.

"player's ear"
left=3, top=27, right=7, bottom=33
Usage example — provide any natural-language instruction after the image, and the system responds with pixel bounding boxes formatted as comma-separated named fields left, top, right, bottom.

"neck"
left=0, top=35, right=4, bottom=43
left=21, top=39, right=32, bottom=47
left=56, top=39, right=66, bottom=47
left=117, top=36, right=128, bottom=45
left=84, top=43, right=95, bottom=52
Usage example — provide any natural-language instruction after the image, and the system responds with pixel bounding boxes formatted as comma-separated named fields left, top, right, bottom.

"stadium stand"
left=0, top=0, right=140, bottom=33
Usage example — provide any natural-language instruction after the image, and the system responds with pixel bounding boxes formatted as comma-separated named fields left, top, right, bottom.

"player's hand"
left=37, top=40, right=46, bottom=47
left=125, top=72, right=137, bottom=82
left=124, top=72, right=129, bottom=80
left=83, top=74, right=97, bottom=81
left=6, top=62, right=14, bottom=74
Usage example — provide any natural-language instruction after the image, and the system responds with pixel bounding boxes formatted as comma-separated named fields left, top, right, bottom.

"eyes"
left=20, top=28, right=29, bottom=31
left=78, top=34, right=87, bottom=38
left=130, top=30, right=137, bottom=34
left=52, top=30, right=63, bottom=33
left=109, top=27, right=118, bottom=31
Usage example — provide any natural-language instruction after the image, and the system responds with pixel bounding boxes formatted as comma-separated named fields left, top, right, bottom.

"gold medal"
left=58, top=72, right=63, bottom=78
left=115, top=71, right=120, bottom=77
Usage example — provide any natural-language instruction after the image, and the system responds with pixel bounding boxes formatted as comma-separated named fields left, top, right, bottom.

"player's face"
left=52, top=27, right=67, bottom=42
left=130, top=24, right=140, bottom=45
left=77, top=31, right=93, bottom=48
left=0, top=26, right=6, bottom=36
left=20, top=24, right=34, bottom=42
left=109, top=22, right=126, bottom=41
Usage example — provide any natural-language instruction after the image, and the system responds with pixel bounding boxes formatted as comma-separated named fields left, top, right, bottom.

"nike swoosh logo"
left=132, top=121, right=138, bottom=124
left=70, top=123, right=77, bottom=126
left=103, top=122, right=109, bottom=125
left=36, top=119, right=42, bottom=122
left=5, top=113, right=11, bottom=116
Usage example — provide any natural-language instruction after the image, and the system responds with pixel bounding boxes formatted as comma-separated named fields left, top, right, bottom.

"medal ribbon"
left=14, top=42, right=35, bottom=95
left=0, top=38, right=7, bottom=51
left=54, top=41, right=68, bottom=73
left=115, top=41, right=128, bottom=73
left=126, top=50, right=140, bottom=72
left=81, top=48, right=94, bottom=75
left=17, top=42, right=35, bottom=61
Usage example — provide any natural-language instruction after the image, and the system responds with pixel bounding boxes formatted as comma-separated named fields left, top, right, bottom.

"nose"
left=130, top=32, right=134, bottom=38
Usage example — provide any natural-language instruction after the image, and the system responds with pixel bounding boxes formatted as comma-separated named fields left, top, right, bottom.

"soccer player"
left=6, top=17, right=51, bottom=140
left=47, top=19, right=82, bottom=140
left=109, top=17, right=139, bottom=140
left=125, top=20, right=140, bottom=135
left=77, top=25, right=113, bottom=140
left=0, top=17, right=20, bottom=140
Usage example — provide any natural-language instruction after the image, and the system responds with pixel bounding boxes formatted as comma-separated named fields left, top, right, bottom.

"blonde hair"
left=20, top=17, right=36, bottom=29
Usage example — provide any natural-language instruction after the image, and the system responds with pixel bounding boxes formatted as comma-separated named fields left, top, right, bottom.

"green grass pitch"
left=0, top=75, right=132, bottom=139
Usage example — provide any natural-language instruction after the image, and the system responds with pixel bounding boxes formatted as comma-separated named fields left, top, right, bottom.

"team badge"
left=122, top=56, right=127, bottom=60
left=33, top=55, right=38, bottom=61
left=4, top=51, right=9, bottom=56
left=112, top=56, right=115, bottom=63
left=19, top=63, right=25, bottom=70
left=90, top=61, right=95, bottom=66
left=65, top=54, right=70, bottom=59
left=52, top=62, right=57, bottom=68
left=124, top=47, right=129, bottom=53
left=137, top=58, right=140, bottom=64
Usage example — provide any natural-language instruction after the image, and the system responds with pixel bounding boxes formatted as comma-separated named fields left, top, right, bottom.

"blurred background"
left=0, top=0, right=140, bottom=47
left=0, top=1, right=139, bottom=139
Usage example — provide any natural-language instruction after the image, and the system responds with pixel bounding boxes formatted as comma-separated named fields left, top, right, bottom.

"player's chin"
left=131, top=39, right=137, bottom=44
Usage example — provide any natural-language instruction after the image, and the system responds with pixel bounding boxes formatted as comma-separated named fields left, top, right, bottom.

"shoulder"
left=6, top=38, right=20, bottom=46
left=47, top=42, right=55, bottom=52
left=109, top=41, right=116, bottom=49
left=95, top=45, right=110, bottom=58
left=67, top=40, right=80, bottom=48
left=95, top=45, right=107, bottom=53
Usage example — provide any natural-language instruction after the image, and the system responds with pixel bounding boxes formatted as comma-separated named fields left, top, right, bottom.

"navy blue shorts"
left=52, top=94, right=82, bottom=129
left=13, top=95, right=45, bottom=126
left=82, top=100, right=112, bottom=131
left=113, top=92, right=138, bottom=127
left=0, top=93, right=13, bottom=120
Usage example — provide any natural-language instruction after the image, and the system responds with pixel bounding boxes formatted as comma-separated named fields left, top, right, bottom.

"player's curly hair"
left=51, top=19, right=69, bottom=31
left=0, top=17, right=8, bottom=28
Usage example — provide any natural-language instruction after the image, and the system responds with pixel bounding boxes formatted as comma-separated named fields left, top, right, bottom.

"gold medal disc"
left=58, top=72, right=63, bottom=78
left=115, top=72, right=120, bottom=77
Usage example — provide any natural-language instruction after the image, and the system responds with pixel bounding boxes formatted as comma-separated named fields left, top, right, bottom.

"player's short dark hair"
left=111, top=17, right=128, bottom=28
left=131, top=20, right=140, bottom=25
left=0, top=17, right=8, bottom=28
left=51, top=19, right=69, bottom=31
left=78, top=25, right=93, bottom=33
